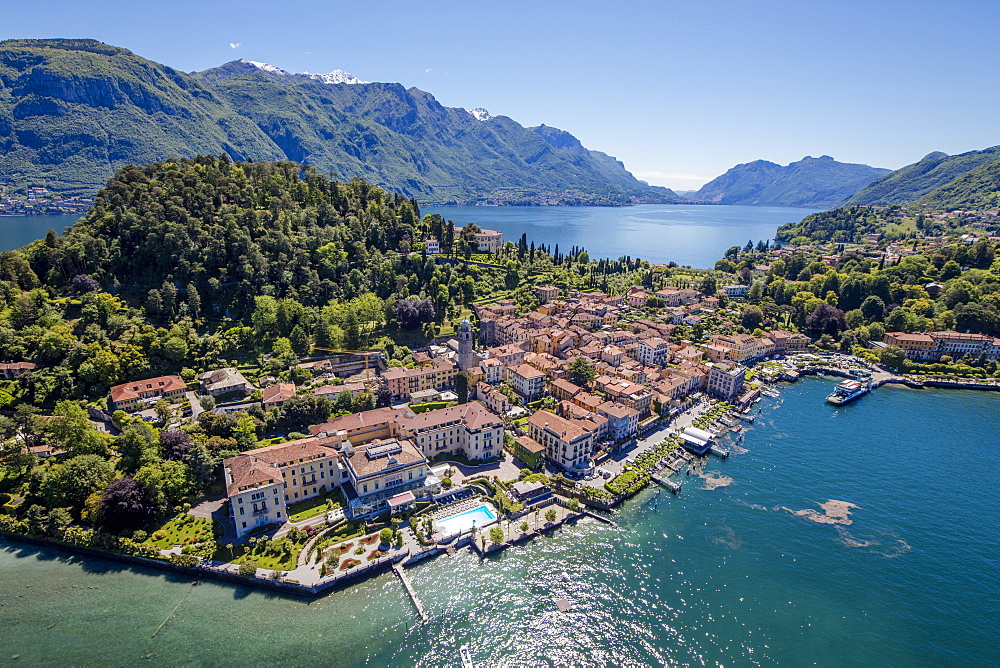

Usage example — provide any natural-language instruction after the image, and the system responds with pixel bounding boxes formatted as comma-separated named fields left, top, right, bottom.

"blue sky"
left=4, top=0, right=1000, bottom=190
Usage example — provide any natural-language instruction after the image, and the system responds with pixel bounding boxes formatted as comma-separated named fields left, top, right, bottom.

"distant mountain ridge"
left=693, top=155, right=890, bottom=208
left=0, top=39, right=675, bottom=205
left=842, top=146, right=1000, bottom=208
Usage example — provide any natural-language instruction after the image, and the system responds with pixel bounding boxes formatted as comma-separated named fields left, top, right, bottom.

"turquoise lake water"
left=423, top=204, right=820, bottom=268
left=2, top=378, right=997, bottom=666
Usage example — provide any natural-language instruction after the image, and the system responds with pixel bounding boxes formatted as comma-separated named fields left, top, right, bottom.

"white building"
left=636, top=338, right=670, bottom=367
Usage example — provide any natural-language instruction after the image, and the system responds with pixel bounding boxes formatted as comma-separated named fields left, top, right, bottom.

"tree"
left=115, top=422, right=161, bottom=474
left=545, top=508, right=557, bottom=523
left=455, top=373, right=469, bottom=404
left=805, top=303, right=846, bottom=338
left=489, top=526, right=504, bottom=545
left=379, top=527, right=394, bottom=545
left=239, top=558, right=258, bottom=577
left=700, top=275, right=718, bottom=296
left=40, top=455, right=115, bottom=510
left=99, top=476, right=158, bottom=531
left=519, top=521, right=529, bottom=533
left=878, top=345, right=907, bottom=371
left=567, top=356, right=597, bottom=387
left=48, top=401, right=109, bottom=457
left=740, top=305, right=764, bottom=331
left=860, top=296, right=886, bottom=322
left=154, top=399, right=171, bottom=424
left=187, top=443, right=217, bottom=493
left=72, top=274, right=100, bottom=293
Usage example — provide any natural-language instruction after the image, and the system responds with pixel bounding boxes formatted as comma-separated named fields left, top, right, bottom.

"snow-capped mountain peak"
left=241, top=59, right=291, bottom=76
left=469, top=107, right=492, bottom=121
left=239, top=59, right=369, bottom=84
left=302, top=69, right=370, bottom=85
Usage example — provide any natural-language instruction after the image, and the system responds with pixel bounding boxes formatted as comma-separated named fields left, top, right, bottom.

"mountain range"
left=690, top=156, right=891, bottom=208
left=0, top=39, right=675, bottom=205
left=843, top=146, right=1000, bottom=210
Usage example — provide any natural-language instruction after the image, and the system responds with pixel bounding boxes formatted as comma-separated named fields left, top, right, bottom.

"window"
left=239, top=506, right=245, bottom=515
left=242, top=522, right=247, bottom=529
left=276, top=511, right=281, bottom=518
left=294, top=492, right=299, bottom=499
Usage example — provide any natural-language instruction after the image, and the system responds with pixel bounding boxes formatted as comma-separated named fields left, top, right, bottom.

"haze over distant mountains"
left=0, top=39, right=676, bottom=205
left=691, top=156, right=891, bottom=208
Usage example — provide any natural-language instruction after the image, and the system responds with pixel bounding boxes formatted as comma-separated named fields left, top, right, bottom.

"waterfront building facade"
left=224, top=437, right=341, bottom=537
left=528, top=410, right=595, bottom=471
left=707, top=363, right=746, bottom=399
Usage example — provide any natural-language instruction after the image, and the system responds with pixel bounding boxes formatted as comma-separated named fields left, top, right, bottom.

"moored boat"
left=827, top=377, right=872, bottom=405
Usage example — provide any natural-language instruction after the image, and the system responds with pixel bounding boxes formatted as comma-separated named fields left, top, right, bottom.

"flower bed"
left=367, top=549, right=388, bottom=561
left=359, top=534, right=378, bottom=545
left=340, top=558, right=361, bottom=571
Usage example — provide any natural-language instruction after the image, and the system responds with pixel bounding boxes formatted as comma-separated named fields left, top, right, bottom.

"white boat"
left=826, top=377, right=872, bottom=405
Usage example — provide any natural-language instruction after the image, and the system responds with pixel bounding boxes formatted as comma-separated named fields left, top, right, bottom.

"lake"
left=0, top=215, right=81, bottom=251
left=423, top=204, right=820, bottom=268
left=2, top=379, right=997, bottom=665
left=2, top=205, right=818, bottom=270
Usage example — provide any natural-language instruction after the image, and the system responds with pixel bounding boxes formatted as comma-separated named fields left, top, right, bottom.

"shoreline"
left=0, top=360, right=994, bottom=599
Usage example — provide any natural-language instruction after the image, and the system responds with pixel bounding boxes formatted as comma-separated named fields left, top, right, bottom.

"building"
left=596, top=401, right=640, bottom=442
left=223, top=437, right=342, bottom=537
left=110, top=375, right=187, bottom=411
left=506, top=363, right=547, bottom=402
left=425, top=238, right=440, bottom=254
left=341, top=438, right=436, bottom=518
left=636, top=338, right=670, bottom=367
left=262, top=382, right=296, bottom=410
left=457, top=319, right=476, bottom=371
left=381, top=357, right=459, bottom=400
left=528, top=410, right=595, bottom=472
left=311, top=401, right=504, bottom=462
left=533, top=285, right=560, bottom=302
left=475, top=381, right=511, bottom=415
left=0, top=362, right=38, bottom=380
left=479, top=357, right=504, bottom=384
left=707, top=363, right=746, bottom=399
left=723, top=284, right=750, bottom=298
left=883, top=330, right=1000, bottom=362
left=882, top=332, right=937, bottom=361
left=511, top=435, right=545, bottom=470
left=199, top=368, right=252, bottom=397
left=474, top=229, right=503, bottom=253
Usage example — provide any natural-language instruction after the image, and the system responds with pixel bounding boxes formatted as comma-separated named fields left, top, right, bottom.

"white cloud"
left=424, top=68, right=434, bottom=73
left=229, top=42, right=241, bottom=49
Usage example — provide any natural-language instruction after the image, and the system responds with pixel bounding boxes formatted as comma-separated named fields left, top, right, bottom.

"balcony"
left=252, top=507, right=270, bottom=517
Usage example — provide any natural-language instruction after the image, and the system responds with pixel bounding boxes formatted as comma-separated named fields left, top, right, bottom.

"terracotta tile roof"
left=262, top=382, right=296, bottom=404
left=110, top=375, right=186, bottom=405
left=223, top=437, right=338, bottom=496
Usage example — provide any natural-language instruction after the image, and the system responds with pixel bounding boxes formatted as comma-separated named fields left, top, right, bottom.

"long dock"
left=393, top=563, right=428, bottom=622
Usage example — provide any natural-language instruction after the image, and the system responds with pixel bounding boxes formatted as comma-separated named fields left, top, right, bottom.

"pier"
left=651, top=473, right=681, bottom=493
left=393, top=563, right=428, bottom=622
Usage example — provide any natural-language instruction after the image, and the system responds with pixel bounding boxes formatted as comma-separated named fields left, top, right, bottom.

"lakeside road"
left=580, top=401, right=713, bottom=487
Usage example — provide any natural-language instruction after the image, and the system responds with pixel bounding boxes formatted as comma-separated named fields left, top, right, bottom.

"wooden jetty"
left=393, top=563, right=428, bottom=622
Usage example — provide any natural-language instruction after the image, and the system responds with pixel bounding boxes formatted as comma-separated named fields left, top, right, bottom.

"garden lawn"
left=287, top=487, right=345, bottom=523
left=143, top=515, right=219, bottom=551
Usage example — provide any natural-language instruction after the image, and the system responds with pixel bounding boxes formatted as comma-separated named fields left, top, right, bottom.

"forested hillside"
left=843, top=147, right=1000, bottom=207
left=0, top=39, right=673, bottom=205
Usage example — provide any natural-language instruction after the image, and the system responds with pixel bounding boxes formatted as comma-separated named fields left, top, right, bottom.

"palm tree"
left=226, top=543, right=234, bottom=561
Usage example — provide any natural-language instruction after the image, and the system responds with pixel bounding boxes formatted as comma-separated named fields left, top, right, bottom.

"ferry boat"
left=826, top=377, right=872, bottom=405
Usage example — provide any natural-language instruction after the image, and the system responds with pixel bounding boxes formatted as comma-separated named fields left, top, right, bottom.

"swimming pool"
left=435, top=504, right=498, bottom=536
